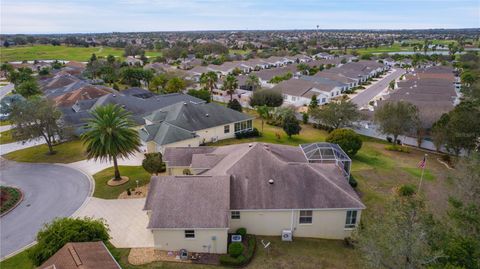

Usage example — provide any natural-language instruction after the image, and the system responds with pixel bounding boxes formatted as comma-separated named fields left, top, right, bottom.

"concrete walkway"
left=0, top=137, right=45, bottom=155
left=0, top=125, right=12, bottom=133
left=74, top=198, right=154, bottom=248
left=66, top=151, right=144, bottom=175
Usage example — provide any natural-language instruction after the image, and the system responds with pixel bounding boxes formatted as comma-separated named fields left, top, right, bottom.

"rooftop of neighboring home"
left=139, top=101, right=254, bottom=145
left=378, top=65, right=457, bottom=128
left=253, top=65, right=298, bottom=81
left=145, top=143, right=364, bottom=229
left=38, top=241, right=121, bottom=269
left=62, top=92, right=205, bottom=129
left=52, top=85, right=115, bottom=107
left=40, top=73, right=82, bottom=93
left=271, top=77, right=340, bottom=99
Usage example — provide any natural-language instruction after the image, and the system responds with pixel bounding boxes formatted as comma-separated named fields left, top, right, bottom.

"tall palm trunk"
left=112, top=156, right=121, bottom=180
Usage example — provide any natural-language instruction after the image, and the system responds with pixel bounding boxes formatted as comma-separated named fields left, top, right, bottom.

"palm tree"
left=223, top=74, right=238, bottom=100
left=81, top=104, right=141, bottom=181
left=245, top=74, right=261, bottom=91
left=200, top=71, right=218, bottom=94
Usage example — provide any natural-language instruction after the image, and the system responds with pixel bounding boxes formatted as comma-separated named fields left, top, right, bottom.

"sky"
left=1, top=0, right=479, bottom=34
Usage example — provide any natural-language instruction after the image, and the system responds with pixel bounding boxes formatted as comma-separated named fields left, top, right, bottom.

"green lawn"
left=0, top=45, right=162, bottom=62
left=0, top=129, right=16, bottom=144
left=0, top=120, right=11, bottom=126
left=0, top=249, right=34, bottom=269
left=229, top=49, right=252, bottom=55
left=92, top=166, right=152, bottom=199
left=2, top=139, right=86, bottom=163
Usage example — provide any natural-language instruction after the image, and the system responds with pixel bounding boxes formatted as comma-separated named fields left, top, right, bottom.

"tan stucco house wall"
left=151, top=229, right=229, bottom=254
left=228, top=209, right=361, bottom=240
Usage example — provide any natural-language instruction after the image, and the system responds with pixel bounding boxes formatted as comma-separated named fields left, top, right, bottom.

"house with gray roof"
left=271, top=78, right=344, bottom=107
left=139, top=101, right=254, bottom=153
left=144, top=142, right=364, bottom=254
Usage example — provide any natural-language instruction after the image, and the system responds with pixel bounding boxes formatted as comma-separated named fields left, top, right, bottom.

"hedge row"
left=235, top=128, right=261, bottom=139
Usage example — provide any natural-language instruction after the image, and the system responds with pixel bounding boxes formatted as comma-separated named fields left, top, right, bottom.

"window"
left=292, top=96, right=297, bottom=101
left=224, top=125, right=230, bottom=134
left=235, top=122, right=240, bottom=132
left=185, top=230, right=195, bottom=238
left=345, top=210, right=357, bottom=228
left=231, top=211, right=240, bottom=219
left=234, top=120, right=253, bottom=133
left=299, top=210, right=313, bottom=224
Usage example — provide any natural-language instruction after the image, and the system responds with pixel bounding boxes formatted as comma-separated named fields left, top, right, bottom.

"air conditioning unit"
left=281, top=230, right=292, bottom=241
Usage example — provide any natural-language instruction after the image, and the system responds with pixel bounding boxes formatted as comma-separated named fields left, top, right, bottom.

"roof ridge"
left=306, top=164, right=365, bottom=208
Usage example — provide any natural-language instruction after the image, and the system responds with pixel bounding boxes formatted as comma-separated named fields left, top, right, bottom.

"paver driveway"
left=0, top=159, right=91, bottom=259
left=75, top=197, right=154, bottom=248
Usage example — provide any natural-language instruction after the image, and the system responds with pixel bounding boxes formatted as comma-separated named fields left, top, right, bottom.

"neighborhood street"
left=0, top=84, right=14, bottom=100
left=351, top=68, right=405, bottom=108
left=0, top=159, right=91, bottom=259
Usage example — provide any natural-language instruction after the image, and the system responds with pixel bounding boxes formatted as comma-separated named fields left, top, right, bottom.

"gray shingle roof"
left=141, top=102, right=254, bottom=145
left=145, top=175, right=230, bottom=229
left=160, top=143, right=364, bottom=211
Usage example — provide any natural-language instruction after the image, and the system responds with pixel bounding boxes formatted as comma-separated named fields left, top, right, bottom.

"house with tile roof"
left=144, top=142, right=364, bottom=254
left=139, top=101, right=254, bottom=153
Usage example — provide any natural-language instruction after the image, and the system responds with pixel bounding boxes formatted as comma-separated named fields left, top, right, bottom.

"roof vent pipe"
left=268, top=179, right=274, bottom=184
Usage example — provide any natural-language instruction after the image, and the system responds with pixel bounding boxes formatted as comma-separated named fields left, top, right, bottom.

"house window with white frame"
left=299, top=210, right=313, bottom=224
left=224, top=125, right=230, bottom=134
left=231, top=211, right=240, bottom=219
left=345, top=210, right=357, bottom=228
left=185, top=230, right=195, bottom=238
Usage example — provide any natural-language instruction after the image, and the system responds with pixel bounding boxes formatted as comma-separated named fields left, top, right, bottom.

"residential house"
left=144, top=142, right=364, bottom=254
left=38, top=241, right=121, bottom=269
left=271, top=78, right=344, bottom=106
left=139, top=101, right=254, bottom=153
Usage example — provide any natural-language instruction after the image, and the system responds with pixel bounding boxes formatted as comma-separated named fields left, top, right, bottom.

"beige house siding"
left=152, top=229, right=228, bottom=254
left=229, top=209, right=361, bottom=240
left=195, top=124, right=235, bottom=144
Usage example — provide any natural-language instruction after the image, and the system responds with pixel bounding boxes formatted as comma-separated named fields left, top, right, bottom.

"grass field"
left=0, top=45, right=162, bottom=62
left=2, top=139, right=86, bottom=163
left=0, top=129, right=16, bottom=144
left=92, top=166, right=152, bottom=199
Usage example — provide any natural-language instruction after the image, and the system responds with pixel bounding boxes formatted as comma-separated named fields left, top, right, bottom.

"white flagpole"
left=418, top=154, right=427, bottom=192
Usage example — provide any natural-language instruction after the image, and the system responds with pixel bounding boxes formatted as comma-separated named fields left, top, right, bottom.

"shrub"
left=441, top=154, right=451, bottom=163
left=386, top=136, right=393, bottom=143
left=396, top=139, right=402, bottom=145
left=385, top=145, right=410, bottom=153
left=235, top=128, right=260, bottom=139
left=127, top=188, right=131, bottom=196
left=313, top=123, right=334, bottom=133
left=302, top=112, right=309, bottom=124
left=219, top=254, right=247, bottom=266
left=142, top=153, right=166, bottom=175
left=228, top=242, right=244, bottom=258
left=187, top=89, right=211, bottom=103
left=245, top=235, right=256, bottom=260
left=28, top=217, right=110, bottom=266
left=236, top=228, right=247, bottom=237
left=227, top=99, right=243, bottom=112
left=349, top=175, right=358, bottom=188
left=326, top=129, right=363, bottom=157
left=398, top=184, right=416, bottom=196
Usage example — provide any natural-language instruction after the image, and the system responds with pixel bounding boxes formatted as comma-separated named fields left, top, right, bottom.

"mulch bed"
left=1, top=186, right=22, bottom=216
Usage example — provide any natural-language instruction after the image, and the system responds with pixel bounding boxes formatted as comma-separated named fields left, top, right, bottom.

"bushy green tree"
left=249, top=89, right=283, bottom=107
left=310, top=99, right=359, bottom=129
left=142, top=153, right=166, bottom=175
left=374, top=101, right=419, bottom=145
left=227, top=99, right=242, bottom=112
left=282, top=113, right=301, bottom=138
left=326, top=128, right=362, bottom=157
left=164, top=77, right=186, bottom=93
left=16, top=79, right=41, bottom=98
left=28, top=217, right=110, bottom=266
left=187, top=89, right=211, bottom=103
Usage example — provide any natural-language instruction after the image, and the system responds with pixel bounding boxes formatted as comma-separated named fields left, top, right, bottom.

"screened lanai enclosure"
left=300, top=143, right=351, bottom=180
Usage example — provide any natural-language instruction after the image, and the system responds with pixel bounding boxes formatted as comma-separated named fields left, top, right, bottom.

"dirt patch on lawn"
left=128, top=248, right=219, bottom=266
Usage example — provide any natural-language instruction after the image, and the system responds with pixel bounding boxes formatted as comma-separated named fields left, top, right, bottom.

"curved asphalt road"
left=0, top=158, right=91, bottom=259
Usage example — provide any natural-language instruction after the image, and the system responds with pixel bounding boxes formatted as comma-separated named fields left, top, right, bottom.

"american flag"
left=417, top=155, right=426, bottom=168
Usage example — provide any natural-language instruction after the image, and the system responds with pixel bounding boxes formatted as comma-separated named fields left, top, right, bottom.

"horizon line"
left=2, top=27, right=479, bottom=36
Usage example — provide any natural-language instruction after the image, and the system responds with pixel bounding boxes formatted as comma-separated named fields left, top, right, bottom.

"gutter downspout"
left=290, top=209, right=294, bottom=232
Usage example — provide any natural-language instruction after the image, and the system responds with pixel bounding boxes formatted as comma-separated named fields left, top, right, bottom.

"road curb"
left=0, top=186, right=24, bottom=218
